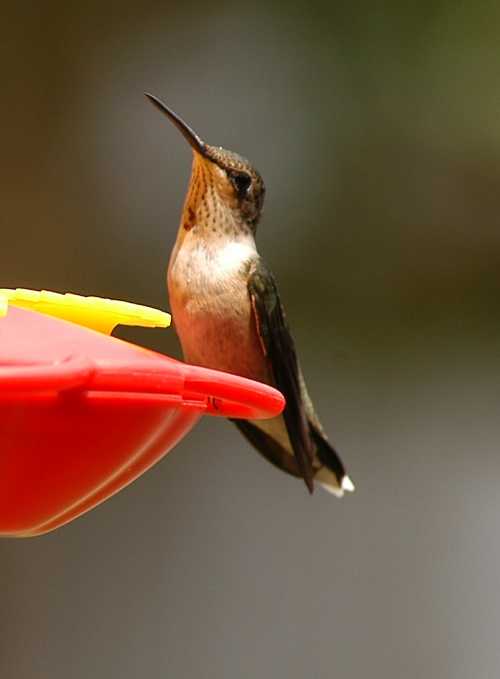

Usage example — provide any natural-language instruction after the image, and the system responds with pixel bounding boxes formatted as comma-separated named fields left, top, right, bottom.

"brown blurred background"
left=2, top=2, right=500, bottom=678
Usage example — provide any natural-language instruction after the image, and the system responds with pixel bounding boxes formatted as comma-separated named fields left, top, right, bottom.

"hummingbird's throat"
left=181, top=157, right=210, bottom=231
left=181, top=156, right=240, bottom=236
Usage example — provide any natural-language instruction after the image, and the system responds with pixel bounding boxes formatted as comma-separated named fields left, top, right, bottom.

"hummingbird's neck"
left=176, top=155, right=254, bottom=246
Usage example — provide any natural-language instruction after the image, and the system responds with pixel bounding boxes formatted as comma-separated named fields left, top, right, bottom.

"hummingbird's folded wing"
left=232, top=418, right=303, bottom=478
left=246, top=260, right=315, bottom=492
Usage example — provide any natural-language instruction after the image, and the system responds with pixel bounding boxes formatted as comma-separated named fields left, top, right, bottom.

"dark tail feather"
left=309, top=423, right=347, bottom=487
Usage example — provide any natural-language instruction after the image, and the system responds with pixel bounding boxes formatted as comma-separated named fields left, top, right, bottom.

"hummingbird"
left=146, top=93, right=354, bottom=496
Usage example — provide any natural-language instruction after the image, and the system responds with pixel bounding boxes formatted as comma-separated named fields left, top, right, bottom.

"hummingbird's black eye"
left=231, top=171, right=252, bottom=197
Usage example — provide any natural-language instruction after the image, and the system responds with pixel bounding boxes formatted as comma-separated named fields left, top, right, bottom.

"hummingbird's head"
left=146, top=94, right=265, bottom=234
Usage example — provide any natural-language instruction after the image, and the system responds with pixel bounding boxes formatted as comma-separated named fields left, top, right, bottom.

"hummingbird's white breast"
left=168, top=233, right=271, bottom=384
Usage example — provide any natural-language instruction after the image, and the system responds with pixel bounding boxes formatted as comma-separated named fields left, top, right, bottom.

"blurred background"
left=2, top=2, right=500, bottom=677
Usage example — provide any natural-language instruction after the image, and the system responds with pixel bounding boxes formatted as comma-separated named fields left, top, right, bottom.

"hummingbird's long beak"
left=145, top=93, right=208, bottom=157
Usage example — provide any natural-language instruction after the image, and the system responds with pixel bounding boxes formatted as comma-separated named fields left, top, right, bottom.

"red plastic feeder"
left=0, top=295, right=284, bottom=537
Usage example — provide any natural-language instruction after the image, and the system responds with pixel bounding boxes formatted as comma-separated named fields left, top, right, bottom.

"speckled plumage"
left=168, top=155, right=268, bottom=381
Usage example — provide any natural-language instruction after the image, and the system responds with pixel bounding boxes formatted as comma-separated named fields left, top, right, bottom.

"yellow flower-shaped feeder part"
left=0, top=288, right=170, bottom=335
